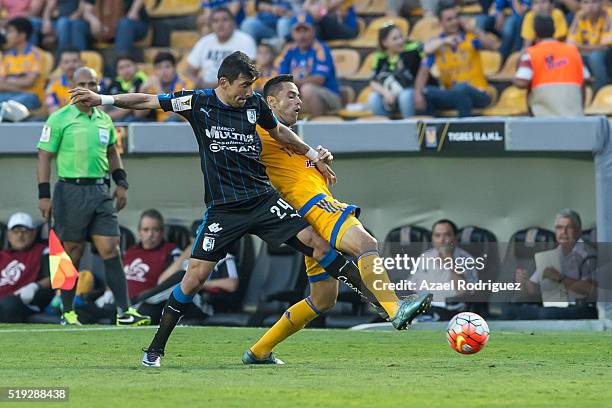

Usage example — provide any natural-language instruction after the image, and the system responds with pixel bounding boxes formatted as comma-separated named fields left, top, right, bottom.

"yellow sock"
left=250, top=297, right=319, bottom=359
left=358, top=252, right=399, bottom=318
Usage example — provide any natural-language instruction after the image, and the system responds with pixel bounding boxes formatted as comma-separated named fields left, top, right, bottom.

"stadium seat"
left=81, top=51, right=103, bottom=75
left=346, top=51, right=376, bottom=80
left=581, top=227, right=596, bottom=243
left=202, top=242, right=305, bottom=327
left=148, top=0, right=201, bottom=17
left=350, top=16, right=410, bottom=48
left=144, top=47, right=180, bottom=64
left=138, top=62, right=155, bottom=76
left=499, top=227, right=556, bottom=283
left=482, top=86, right=528, bottom=116
left=584, top=86, right=593, bottom=107
left=331, top=48, right=360, bottom=79
left=460, top=2, right=483, bottom=14
left=409, top=16, right=441, bottom=43
left=585, top=85, right=612, bottom=116
left=170, top=31, right=200, bottom=51
left=480, top=50, right=502, bottom=77
left=119, top=225, right=136, bottom=253
left=489, top=51, right=521, bottom=82
left=164, top=224, right=191, bottom=250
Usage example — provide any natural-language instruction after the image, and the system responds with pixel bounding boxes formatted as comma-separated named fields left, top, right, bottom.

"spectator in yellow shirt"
left=521, top=0, right=569, bottom=46
left=140, top=52, right=193, bottom=122
left=568, top=0, right=612, bottom=90
left=45, top=47, right=83, bottom=113
left=0, top=17, right=44, bottom=110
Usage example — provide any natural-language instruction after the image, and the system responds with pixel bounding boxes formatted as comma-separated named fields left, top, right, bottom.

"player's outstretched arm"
left=69, top=87, right=161, bottom=110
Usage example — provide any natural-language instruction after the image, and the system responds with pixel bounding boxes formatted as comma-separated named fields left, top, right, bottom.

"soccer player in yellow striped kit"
left=242, top=75, right=432, bottom=364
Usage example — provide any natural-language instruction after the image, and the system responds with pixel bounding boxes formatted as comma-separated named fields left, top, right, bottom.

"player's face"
left=154, top=60, right=176, bottom=84
left=272, top=82, right=302, bottom=126
left=223, top=74, right=255, bottom=107
left=383, top=27, right=405, bottom=54
left=555, top=217, right=580, bottom=247
left=440, top=8, right=461, bottom=34
left=139, top=217, right=164, bottom=250
left=117, top=59, right=137, bottom=81
left=8, top=227, right=36, bottom=251
left=292, top=25, right=315, bottom=49
left=74, top=70, right=100, bottom=92
left=211, top=11, right=235, bottom=41
left=60, top=52, right=82, bottom=79
left=432, top=223, right=456, bottom=251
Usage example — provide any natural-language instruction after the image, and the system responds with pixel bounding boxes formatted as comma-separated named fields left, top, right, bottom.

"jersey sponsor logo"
left=40, top=125, right=51, bottom=143
left=306, top=159, right=316, bottom=168
left=210, top=143, right=258, bottom=153
left=171, top=95, right=192, bottom=112
left=0, top=260, right=26, bottom=287
left=205, top=126, right=254, bottom=143
left=124, top=258, right=150, bottom=282
left=208, top=223, right=223, bottom=233
left=247, top=109, right=257, bottom=124
left=98, top=127, right=110, bottom=145
left=203, top=237, right=215, bottom=252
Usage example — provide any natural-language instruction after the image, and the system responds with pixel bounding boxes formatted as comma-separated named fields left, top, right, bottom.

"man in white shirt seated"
left=185, top=6, right=257, bottom=89
left=513, top=209, right=598, bottom=319
left=410, top=219, right=478, bottom=321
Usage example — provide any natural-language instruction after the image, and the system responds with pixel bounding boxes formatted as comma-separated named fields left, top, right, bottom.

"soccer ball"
left=447, top=312, right=490, bottom=354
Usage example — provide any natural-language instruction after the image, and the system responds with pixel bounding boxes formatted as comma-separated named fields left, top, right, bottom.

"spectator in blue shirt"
left=276, top=13, right=342, bottom=116
left=198, top=0, right=245, bottom=35
left=240, top=0, right=294, bottom=43
left=476, top=0, right=531, bottom=59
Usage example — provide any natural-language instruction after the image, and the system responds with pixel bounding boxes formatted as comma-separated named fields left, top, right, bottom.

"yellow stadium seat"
left=489, top=51, right=521, bottom=82
left=356, top=86, right=373, bottom=104
left=349, top=16, right=410, bottom=48
left=144, top=48, right=181, bottom=64
left=409, top=16, right=441, bottom=43
left=331, top=49, right=360, bottom=78
left=585, top=85, right=612, bottom=116
left=346, top=51, right=376, bottom=81
left=149, top=0, right=201, bottom=18
left=355, top=0, right=386, bottom=15
left=482, top=85, right=528, bottom=116
left=584, top=86, right=593, bottom=107
left=460, top=3, right=483, bottom=14
left=480, top=50, right=501, bottom=77
left=81, top=51, right=103, bottom=75
left=39, top=49, right=54, bottom=77
left=171, top=31, right=200, bottom=51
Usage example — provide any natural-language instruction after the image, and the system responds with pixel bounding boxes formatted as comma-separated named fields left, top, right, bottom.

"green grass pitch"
left=0, top=325, right=610, bottom=407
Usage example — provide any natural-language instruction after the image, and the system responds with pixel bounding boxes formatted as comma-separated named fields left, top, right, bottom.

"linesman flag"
left=49, top=228, right=78, bottom=290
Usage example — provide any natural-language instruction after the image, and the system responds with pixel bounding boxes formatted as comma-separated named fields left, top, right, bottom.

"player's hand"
left=543, top=267, right=560, bottom=282
left=515, top=268, right=529, bottom=283
left=315, top=160, right=337, bottom=185
left=69, top=87, right=102, bottom=107
left=316, top=145, right=333, bottom=164
left=113, top=186, right=128, bottom=212
left=38, top=198, right=52, bottom=222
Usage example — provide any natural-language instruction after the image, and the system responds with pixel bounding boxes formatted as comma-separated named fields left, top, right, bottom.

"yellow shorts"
left=298, top=193, right=362, bottom=282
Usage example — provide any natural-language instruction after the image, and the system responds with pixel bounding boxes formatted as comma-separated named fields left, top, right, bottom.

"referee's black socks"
left=104, top=256, right=130, bottom=313
left=148, top=285, right=193, bottom=352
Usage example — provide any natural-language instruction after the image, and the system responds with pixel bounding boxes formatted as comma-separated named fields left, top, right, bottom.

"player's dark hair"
left=217, top=51, right=259, bottom=82
left=59, top=47, right=81, bottom=59
left=7, top=17, right=33, bottom=41
left=437, top=0, right=457, bottom=18
left=534, top=15, right=555, bottom=39
left=211, top=5, right=234, bottom=21
left=139, top=209, right=165, bottom=230
left=115, top=53, right=137, bottom=67
left=432, top=219, right=458, bottom=236
left=154, top=51, right=176, bottom=66
left=263, top=75, right=294, bottom=98
left=378, top=24, right=400, bottom=50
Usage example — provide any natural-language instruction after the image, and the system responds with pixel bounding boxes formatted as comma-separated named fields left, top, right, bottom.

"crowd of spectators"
left=0, top=0, right=610, bottom=121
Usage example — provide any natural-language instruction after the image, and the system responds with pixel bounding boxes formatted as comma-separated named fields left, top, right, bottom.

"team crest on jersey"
left=247, top=109, right=257, bottom=124
left=203, top=236, right=216, bottom=252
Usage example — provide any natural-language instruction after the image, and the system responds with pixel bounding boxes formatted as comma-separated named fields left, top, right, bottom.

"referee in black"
left=37, top=67, right=150, bottom=326
left=70, top=51, right=429, bottom=367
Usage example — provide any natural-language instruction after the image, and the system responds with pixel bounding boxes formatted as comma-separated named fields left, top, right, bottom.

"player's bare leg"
left=142, top=258, right=217, bottom=367
left=338, top=224, right=432, bottom=330
left=244, top=277, right=339, bottom=364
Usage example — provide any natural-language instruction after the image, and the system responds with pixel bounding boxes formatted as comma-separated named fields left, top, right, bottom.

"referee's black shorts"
left=52, top=181, right=120, bottom=242
left=192, top=190, right=309, bottom=262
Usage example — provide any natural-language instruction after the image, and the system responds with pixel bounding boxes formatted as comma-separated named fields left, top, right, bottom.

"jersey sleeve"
left=158, top=90, right=196, bottom=120
left=37, top=113, right=64, bottom=153
left=256, top=94, right=278, bottom=130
